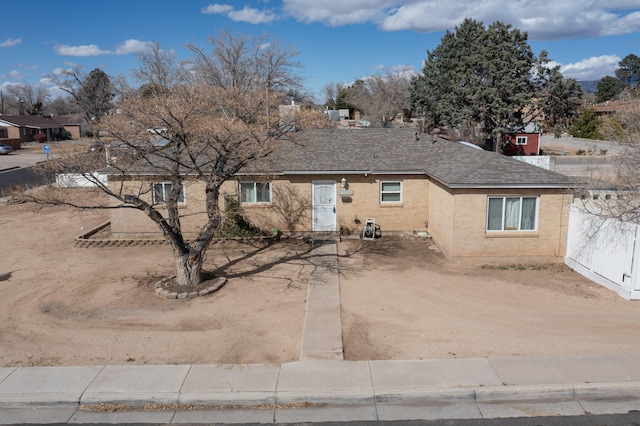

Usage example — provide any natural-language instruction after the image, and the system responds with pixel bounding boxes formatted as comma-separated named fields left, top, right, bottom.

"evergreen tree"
left=411, top=19, right=535, bottom=143
left=595, top=76, right=626, bottom=103
left=78, top=69, right=114, bottom=123
left=570, top=108, right=601, bottom=139
left=537, top=63, right=583, bottom=135
left=616, top=54, right=640, bottom=88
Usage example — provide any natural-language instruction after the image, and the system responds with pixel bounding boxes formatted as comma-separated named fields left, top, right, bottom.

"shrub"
left=218, top=198, right=266, bottom=237
left=34, top=133, right=47, bottom=143
left=55, top=130, right=72, bottom=141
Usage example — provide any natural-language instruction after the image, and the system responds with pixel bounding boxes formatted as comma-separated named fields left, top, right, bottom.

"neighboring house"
left=502, top=123, right=542, bottom=156
left=588, top=100, right=626, bottom=118
left=0, top=115, right=65, bottom=143
left=54, top=115, right=84, bottom=139
left=106, top=128, right=575, bottom=259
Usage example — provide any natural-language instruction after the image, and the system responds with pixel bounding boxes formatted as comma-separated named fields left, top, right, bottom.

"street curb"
left=475, top=383, right=575, bottom=402
left=5, top=381, right=640, bottom=409
left=573, top=381, right=640, bottom=399
left=0, top=166, right=20, bottom=173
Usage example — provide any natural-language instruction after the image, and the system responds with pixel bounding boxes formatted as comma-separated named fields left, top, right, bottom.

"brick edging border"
left=75, top=222, right=281, bottom=248
left=153, top=276, right=228, bottom=299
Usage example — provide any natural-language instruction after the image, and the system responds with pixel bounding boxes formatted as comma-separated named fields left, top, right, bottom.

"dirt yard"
left=1, top=195, right=640, bottom=367
left=0, top=197, right=310, bottom=367
left=339, top=237, right=640, bottom=360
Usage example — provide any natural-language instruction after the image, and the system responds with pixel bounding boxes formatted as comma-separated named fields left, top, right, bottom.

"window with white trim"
left=515, top=136, right=527, bottom=145
left=380, top=181, right=402, bottom=203
left=486, top=196, right=537, bottom=231
left=240, top=182, right=271, bottom=203
left=153, top=182, right=185, bottom=204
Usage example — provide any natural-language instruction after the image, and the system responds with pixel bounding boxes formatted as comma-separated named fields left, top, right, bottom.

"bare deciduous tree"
left=344, top=68, right=411, bottom=127
left=580, top=99, right=640, bottom=223
left=322, top=82, right=353, bottom=112
left=48, top=66, right=114, bottom=132
left=186, top=29, right=304, bottom=122
left=133, top=43, right=187, bottom=97
left=18, top=34, right=324, bottom=288
left=3, top=83, right=49, bottom=115
left=45, top=96, right=79, bottom=117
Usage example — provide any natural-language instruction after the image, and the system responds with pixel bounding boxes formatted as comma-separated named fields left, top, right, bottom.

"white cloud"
left=229, top=6, right=277, bottom=23
left=283, top=0, right=390, bottom=26
left=115, top=39, right=152, bottom=54
left=559, top=55, right=621, bottom=81
left=0, top=38, right=22, bottom=48
left=51, top=67, right=71, bottom=76
left=202, top=3, right=277, bottom=23
left=54, top=44, right=111, bottom=56
left=9, top=70, right=24, bottom=79
left=54, top=39, right=152, bottom=57
left=18, top=63, right=38, bottom=70
left=202, top=4, right=234, bottom=14
left=281, top=0, right=640, bottom=40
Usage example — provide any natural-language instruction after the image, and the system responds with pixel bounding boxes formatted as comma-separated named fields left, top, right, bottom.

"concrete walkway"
left=299, top=239, right=343, bottom=361
left=3, top=240, right=640, bottom=423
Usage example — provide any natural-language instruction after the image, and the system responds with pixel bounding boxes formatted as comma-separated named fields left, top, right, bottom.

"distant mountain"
left=577, top=80, right=599, bottom=94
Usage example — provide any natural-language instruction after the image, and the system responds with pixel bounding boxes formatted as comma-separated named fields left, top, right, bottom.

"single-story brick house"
left=0, top=115, right=65, bottom=143
left=107, top=128, right=574, bottom=259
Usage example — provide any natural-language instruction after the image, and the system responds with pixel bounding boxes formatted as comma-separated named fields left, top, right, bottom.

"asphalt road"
left=10, top=411, right=640, bottom=425
left=0, top=166, right=48, bottom=196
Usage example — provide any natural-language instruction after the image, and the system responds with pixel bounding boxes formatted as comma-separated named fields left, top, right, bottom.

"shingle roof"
left=260, top=128, right=573, bottom=189
left=108, top=128, right=573, bottom=189
left=0, top=115, right=63, bottom=128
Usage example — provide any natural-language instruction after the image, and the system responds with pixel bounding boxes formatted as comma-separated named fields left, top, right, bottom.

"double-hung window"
left=487, top=196, right=537, bottom=231
left=380, top=181, right=402, bottom=203
left=153, top=182, right=185, bottom=204
left=240, top=182, right=271, bottom=203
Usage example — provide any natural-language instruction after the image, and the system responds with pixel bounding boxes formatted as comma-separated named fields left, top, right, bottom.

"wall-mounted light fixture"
left=341, top=177, right=347, bottom=188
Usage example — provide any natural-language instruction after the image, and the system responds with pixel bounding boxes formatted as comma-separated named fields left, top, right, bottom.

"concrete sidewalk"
left=2, top=355, right=640, bottom=423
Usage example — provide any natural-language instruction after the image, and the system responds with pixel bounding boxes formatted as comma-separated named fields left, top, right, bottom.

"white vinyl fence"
left=56, top=173, right=108, bottom=188
left=565, top=204, right=640, bottom=300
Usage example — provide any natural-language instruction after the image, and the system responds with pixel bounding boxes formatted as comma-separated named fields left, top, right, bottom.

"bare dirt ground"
left=1, top=194, right=640, bottom=367
left=339, top=237, right=640, bottom=360
left=0, top=196, right=310, bottom=367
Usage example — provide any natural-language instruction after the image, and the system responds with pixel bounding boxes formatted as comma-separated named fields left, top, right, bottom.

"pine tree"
left=411, top=19, right=535, bottom=144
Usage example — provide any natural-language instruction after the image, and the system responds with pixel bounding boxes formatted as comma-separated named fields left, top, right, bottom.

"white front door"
left=312, top=181, right=336, bottom=231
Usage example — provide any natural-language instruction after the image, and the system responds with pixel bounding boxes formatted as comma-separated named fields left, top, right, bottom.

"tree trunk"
left=174, top=250, right=204, bottom=286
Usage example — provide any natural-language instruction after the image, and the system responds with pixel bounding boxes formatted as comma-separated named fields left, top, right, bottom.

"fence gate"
left=565, top=204, right=640, bottom=300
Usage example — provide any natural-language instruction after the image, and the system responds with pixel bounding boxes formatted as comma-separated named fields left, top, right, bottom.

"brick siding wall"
left=109, top=175, right=570, bottom=258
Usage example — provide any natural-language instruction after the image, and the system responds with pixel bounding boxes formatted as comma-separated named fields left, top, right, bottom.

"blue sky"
left=1, top=0, right=639, bottom=103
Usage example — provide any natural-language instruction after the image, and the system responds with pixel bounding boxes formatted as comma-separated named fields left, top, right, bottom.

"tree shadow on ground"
left=337, top=236, right=445, bottom=278
left=205, top=240, right=315, bottom=290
